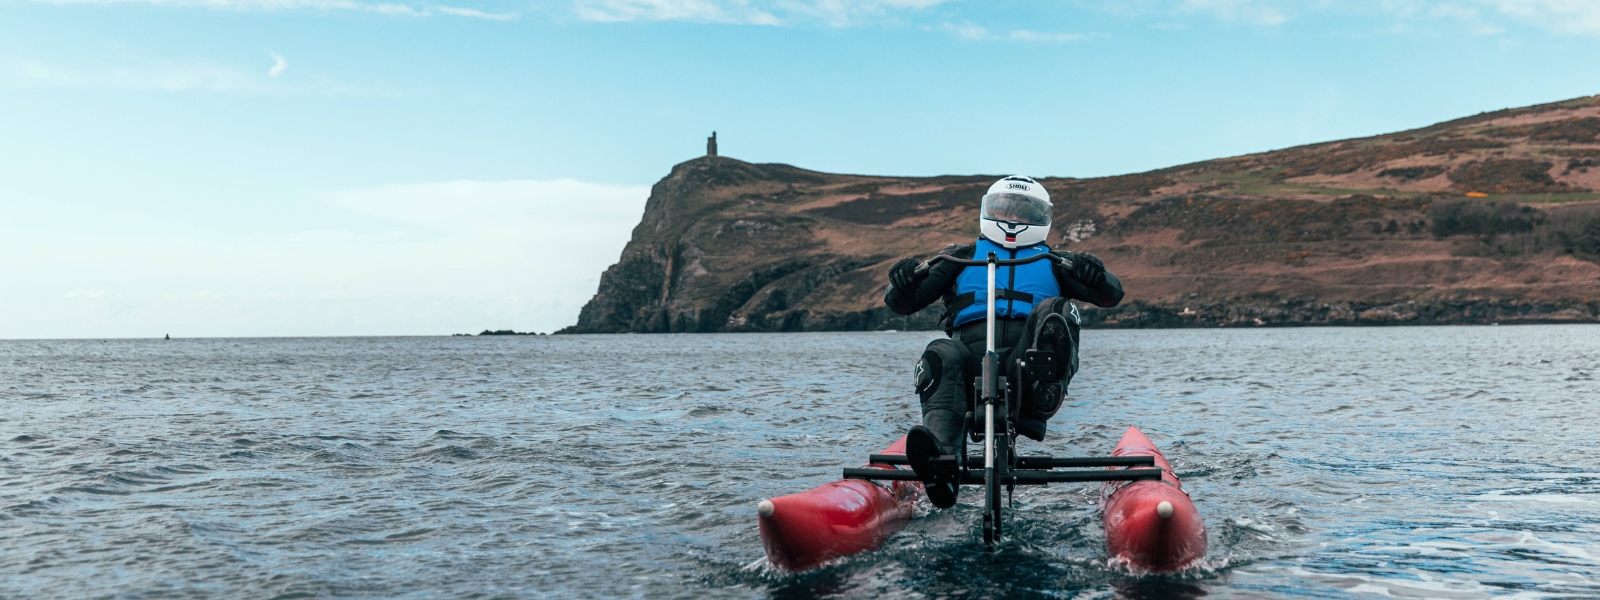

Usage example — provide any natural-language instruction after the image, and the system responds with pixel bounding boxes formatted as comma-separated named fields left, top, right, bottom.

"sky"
left=3, top=0, right=1600, bottom=338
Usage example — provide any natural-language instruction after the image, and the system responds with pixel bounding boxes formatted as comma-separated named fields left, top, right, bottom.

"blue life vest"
left=950, top=239, right=1060, bottom=328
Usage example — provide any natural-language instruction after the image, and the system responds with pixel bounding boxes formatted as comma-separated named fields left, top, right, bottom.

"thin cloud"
left=14, top=0, right=1600, bottom=37
left=573, top=0, right=780, bottom=24
left=437, top=5, right=515, bottom=20
left=787, top=0, right=953, bottom=26
left=0, top=55, right=286, bottom=93
left=1006, top=28, right=1098, bottom=42
left=1480, top=0, right=1600, bottom=37
left=42, top=0, right=431, bottom=14
left=26, top=0, right=944, bottom=24
left=20, top=0, right=520, bottom=18
left=268, top=52, right=287, bottom=77
left=1083, top=0, right=1600, bottom=37
left=0, top=55, right=399, bottom=96
left=1334, top=0, right=1600, bottom=37
left=940, top=22, right=1098, bottom=43
left=1176, top=0, right=1288, bottom=26
left=943, top=22, right=989, bottom=39
left=570, top=0, right=951, bottom=26
left=1074, top=0, right=1303, bottom=26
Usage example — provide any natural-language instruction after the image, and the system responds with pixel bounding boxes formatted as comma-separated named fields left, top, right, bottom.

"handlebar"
left=912, top=251, right=1068, bottom=277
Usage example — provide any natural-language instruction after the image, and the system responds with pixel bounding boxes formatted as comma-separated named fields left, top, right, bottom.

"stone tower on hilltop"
left=707, top=131, right=717, bottom=157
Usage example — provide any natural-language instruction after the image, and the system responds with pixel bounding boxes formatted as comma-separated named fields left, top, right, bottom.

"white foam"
left=1476, top=489, right=1600, bottom=505
left=1279, top=565, right=1557, bottom=599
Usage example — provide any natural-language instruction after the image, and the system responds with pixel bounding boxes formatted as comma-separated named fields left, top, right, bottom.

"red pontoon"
left=1101, top=426, right=1207, bottom=572
left=757, top=436, right=922, bottom=571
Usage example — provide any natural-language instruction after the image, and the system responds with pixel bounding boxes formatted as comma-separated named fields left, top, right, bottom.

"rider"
left=884, top=175, right=1124, bottom=508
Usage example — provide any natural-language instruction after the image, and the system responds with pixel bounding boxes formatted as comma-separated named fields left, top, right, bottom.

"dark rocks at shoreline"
left=1082, top=298, right=1600, bottom=328
left=555, top=299, right=1598, bottom=334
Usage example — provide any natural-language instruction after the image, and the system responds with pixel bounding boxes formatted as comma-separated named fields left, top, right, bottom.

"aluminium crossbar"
left=842, top=466, right=1164, bottom=485
left=866, top=454, right=1155, bottom=469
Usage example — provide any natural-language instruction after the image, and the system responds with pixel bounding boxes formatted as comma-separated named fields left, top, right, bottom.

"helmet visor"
left=981, top=193, right=1052, bottom=226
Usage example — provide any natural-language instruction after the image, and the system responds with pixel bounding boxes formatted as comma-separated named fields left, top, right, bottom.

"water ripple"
left=0, top=327, right=1597, bottom=597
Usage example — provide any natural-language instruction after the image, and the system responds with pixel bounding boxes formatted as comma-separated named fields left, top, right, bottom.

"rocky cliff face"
left=562, top=95, right=1600, bottom=333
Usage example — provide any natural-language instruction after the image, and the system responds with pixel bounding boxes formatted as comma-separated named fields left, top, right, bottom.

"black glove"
left=1052, top=251, right=1107, bottom=287
left=888, top=257, right=927, bottom=293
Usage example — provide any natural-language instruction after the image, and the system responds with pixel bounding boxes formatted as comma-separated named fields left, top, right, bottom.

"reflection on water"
left=1, top=325, right=1597, bottom=598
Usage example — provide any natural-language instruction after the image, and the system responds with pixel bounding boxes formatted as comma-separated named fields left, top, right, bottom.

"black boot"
left=1016, top=382, right=1060, bottom=442
left=907, top=409, right=964, bottom=508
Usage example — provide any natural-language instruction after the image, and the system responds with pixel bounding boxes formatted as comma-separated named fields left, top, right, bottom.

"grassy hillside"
left=564, top=95, right=1600, bottom=333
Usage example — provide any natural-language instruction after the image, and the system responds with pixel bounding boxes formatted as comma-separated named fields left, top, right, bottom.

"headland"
left=563, top=95, right=1600, bottom=333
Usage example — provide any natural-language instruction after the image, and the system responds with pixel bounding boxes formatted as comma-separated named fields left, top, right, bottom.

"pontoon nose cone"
left=1156, top=500, right=1174, bottom=518
left=758, top=499, right=775, bottom=518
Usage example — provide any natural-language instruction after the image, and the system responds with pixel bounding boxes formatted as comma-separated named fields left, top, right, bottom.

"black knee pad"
left=1062, top=306, right=1081, bottom=383
left=914, top=353, right=940, bottom=401
left=1027, top=298, right=1081, bottom=383
left=916, top=339, right=969, bottom=411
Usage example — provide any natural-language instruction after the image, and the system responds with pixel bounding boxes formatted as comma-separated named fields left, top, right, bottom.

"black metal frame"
left=844, top=252, right=1162, bottom=550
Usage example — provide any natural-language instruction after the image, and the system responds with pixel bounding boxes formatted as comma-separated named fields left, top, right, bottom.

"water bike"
left=756, top=251, right=1206, bottom=570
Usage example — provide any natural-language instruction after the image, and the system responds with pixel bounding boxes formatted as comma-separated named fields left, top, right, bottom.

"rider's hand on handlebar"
left=888, top=257, right=928, bottom=293
left=1051, top=251, right=1108, bottom=286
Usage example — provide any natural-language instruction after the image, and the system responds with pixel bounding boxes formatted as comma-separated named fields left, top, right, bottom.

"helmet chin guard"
left=981, top=218, right=1049, bottom=248
left=979, top=175, right=1052, bottom=248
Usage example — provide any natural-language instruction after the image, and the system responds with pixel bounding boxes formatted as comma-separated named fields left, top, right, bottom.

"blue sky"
left=3, top=0, right=1599, bottom=337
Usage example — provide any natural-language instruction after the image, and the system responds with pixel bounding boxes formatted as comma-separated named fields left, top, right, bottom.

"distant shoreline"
left=1078, top=298, right=1600, bottom=329
left=557, top=297, right=1599, bottom=335
left=3, top=319, right=1597, bottom=342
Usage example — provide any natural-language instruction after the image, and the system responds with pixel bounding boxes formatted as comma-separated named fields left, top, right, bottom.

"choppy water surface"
left=2, top=326, right=1598, bottom=598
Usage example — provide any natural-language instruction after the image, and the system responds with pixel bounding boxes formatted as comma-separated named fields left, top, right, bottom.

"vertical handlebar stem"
left=985, top=252, right=997, bottom=354
left=983, top=252, right=996, bottom=473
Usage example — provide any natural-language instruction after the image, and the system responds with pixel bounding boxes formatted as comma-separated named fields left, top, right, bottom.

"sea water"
left=2, top=326, right=1598, bottom=598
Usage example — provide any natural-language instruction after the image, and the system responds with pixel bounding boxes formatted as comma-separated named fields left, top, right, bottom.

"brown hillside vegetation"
left=564, top=95, right=1600, bottom=333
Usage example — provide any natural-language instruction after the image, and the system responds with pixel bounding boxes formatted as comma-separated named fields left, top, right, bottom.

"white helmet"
left=979, top=175, right=1052, bottom=248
